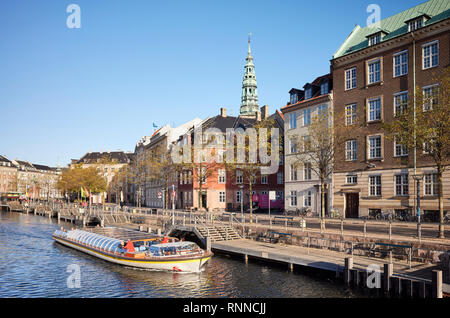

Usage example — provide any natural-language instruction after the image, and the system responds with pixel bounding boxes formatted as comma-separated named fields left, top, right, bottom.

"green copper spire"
left=240, top=33, right=259, bottom=116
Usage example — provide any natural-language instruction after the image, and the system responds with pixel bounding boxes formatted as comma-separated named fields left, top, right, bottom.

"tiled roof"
left=333, top=0, right=450, bottom=59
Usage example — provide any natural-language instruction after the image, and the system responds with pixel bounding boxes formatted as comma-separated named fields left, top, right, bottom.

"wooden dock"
left=211, top=238, right=448, bottom=297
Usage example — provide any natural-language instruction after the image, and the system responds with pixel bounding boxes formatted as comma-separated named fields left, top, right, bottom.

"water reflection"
left=0, top=212, right=360, bottom=298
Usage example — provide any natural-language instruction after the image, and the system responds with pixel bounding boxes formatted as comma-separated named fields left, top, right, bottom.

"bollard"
left=344, top=257, right=353, bottom=285
left=289, top=263, right=294, bottom=272
left=244, top=254, right=248, bottom=264
left=432, top=270, right=443, bottom=298
left=383, top=263, right=393, bottom=293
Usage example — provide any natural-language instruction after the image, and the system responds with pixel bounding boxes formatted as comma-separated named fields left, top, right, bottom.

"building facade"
left=281, top=74, right=333, bottom=216
left=331, top=0, right=450, bottom=219
left=0, top=155, right=18, bottom=194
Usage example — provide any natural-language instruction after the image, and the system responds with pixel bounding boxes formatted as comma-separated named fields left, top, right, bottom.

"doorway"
left=345, top=193, right=359, bottom=218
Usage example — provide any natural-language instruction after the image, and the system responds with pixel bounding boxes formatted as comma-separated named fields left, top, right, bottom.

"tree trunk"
left=249, top=181, right=253, bottom=223
left=438, top=164, right=445, bottom=239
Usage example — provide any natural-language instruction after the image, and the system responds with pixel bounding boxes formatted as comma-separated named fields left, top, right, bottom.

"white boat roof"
left=152, top=242, right=196, bottom=248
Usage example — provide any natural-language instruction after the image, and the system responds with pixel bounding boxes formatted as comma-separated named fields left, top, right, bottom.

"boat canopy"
left=57, top=229, right=124, bottom=253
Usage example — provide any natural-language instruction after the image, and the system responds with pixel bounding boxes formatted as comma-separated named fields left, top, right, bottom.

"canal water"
left=0, top=211, right=361, bottom=298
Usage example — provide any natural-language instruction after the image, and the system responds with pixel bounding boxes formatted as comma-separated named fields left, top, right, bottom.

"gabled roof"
left=333, top=0, right=450, bottom=59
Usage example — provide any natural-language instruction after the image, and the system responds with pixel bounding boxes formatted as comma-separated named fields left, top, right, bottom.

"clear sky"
left=0, top=0, right=426, bottom=167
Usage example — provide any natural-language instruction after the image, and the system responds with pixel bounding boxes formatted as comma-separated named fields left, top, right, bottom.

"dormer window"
left=305, top=87, right=312, bottom=99
left=406, top=14, right=430, bottom=32
left=408, top=17, right=423, bottom=32
left=368, top=33, right=381, bottom=46
left=320, top=81, right=328, bottom=95
left=290, top=94, right=298, bottom=104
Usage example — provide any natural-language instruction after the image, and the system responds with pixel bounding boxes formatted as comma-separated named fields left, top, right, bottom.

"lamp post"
left=239, top=185, right=244, bottom=221
left=413, top=174, right=423, bottom=237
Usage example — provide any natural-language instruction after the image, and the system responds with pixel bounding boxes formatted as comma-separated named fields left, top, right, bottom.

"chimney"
left=107, top=149, right=110, bottom=153
left=261, top=105, right=269, bottom=120
left=256, top=110, right=261, bottom=121
left=220, top=107, right=227, bottom=117
left=100, top=149, right=103, bottom=154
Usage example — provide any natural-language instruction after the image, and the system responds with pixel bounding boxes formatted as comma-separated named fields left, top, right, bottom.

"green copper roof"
left=333, top=0, right=450, bottom=59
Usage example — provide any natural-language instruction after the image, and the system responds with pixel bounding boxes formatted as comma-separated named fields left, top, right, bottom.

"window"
left=318, top=104, right=327, bottom=118
left=394, top=136, right=408, bottom=157
left=303, top=109, right=311, bottom=126
left=368, top=97, right=381, bottom=121
left=304, top=191, right=312, bottom=207
left=394, top=91, right=408, bottom=115
left=261, top=175, right=268, bottom=184
left=395, top=174, right=409, bottom=196
left=289, top=113, right=297, bottom=129
left=368, top=59, right=381, bottom=84
left=236, top=170, right=243, bottom=184
left=219, top=191, right=226, bottom=203
left=346, top=140, right=357, bottom=161
left=393, top=51, right=408, bottom=77
left=305, top=87, right=312, bottom=99
left=423, top=41, right=438, bottom=69
left=304, top=163, right=312, bottom=180
left=290, top=164, right=297, bottom=181
left=277, top=172, right=283, bottom=184
left=423, top=140, right=433, bottom=154
left=321, top=82, right=328, bottom=95
left=369, top=135, right=382, bottom=159
left=423, top=84, right=439, bottom=111
left=346, top=175, right=358, bottom=184
left=290, top=191, right=297, bottom=206
left=368, top=34, right=381, bottom=46
left=290, top=138, right=297, bottom=154
left=303, top=135, right=312, bottom=152
left=408, top=18, right=423, bottom=32
left=236, top=190, right=242, bottom=203
left=345, top=104, right=357, bottom=125
left=345, top=67, right=357, bottom=90
left=369, top=175, right=382, bottom=196
left=218, top=169, right=226, bottom=183
left=291, top=94, right=298, bottom=104
left=424, top=173, right=438, bottom=196
left=276, top=191, right=283, bottom=200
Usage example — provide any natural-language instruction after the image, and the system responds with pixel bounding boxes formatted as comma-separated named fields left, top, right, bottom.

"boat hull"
left=53, top=236, right=212, bottom=273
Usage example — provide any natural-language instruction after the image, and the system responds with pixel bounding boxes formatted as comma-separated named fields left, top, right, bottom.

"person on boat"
left=124, top=240, right=135, bottom=253
left=161, top=236, right=169, bottom=244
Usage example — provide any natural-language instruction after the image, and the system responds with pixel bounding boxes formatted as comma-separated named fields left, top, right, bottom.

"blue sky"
left=0, top=0, right=426, bottom=167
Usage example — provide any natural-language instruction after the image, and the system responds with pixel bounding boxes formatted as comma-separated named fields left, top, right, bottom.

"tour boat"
left=52, top=227, right=212, bottom=272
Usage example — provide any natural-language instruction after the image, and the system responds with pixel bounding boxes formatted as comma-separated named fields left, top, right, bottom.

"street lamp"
left=239, top=185, right=244, bottom=221
left=412, top=174, right=423, bottom=223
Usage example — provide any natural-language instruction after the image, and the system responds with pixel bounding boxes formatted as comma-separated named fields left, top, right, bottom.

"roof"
left=0, top=155, right=11, bottom=163
left=77, top=151, right=132, bottom=164
left=333, top=0, right=450, bottom=59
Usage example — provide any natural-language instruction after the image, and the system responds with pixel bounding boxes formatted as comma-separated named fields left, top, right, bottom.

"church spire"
left=240, top=33, right=259, bottom=116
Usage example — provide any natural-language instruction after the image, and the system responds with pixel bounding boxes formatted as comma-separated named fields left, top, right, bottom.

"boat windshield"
left=149, top=242, right=199, bottom=256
